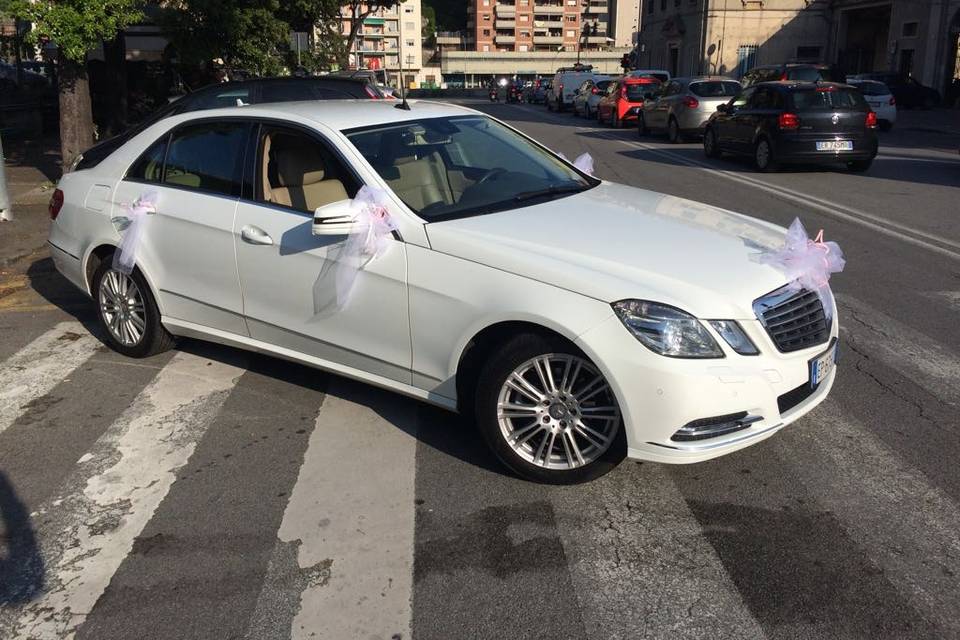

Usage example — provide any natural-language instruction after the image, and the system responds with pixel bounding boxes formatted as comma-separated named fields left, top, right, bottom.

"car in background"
left=73, top=76, right=385, bottom=171
left=848, top=72, right=940, bottom=109
left=49, top=99, right=840, bottom=484
left=703, top=81, right=878, bottom=172
left=597, top=75, right=661, bottom=127
left=639, top=76, right=741, bottom=142
left=524, top=78, right=552, bottom=104
left=547, top=65, right=597, bottom=112
left=572, top=76, right=613, bottom=119
left=846, top=79, right=896, bottom=130
left=740, top=63, right=845, bottom=88
left=627, top=69, right=671, bottom=84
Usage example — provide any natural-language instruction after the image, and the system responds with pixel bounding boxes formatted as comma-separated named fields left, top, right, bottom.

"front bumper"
left=575, top=311, right=839, bottom=464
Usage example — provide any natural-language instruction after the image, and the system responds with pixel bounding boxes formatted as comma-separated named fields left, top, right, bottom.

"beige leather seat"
left=375, top=131, right=453, bottom=211
left=265, top=135, right=347, bottom=212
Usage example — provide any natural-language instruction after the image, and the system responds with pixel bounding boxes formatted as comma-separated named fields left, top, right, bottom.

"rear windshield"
left=689, top=81, right=741, bottom=97
left=849, top=81, right=888, bottom=96
left=625, top=82, right=658, bottom=100
left=596, top=80, right=612, bottom=91
left=790, top=88, right=867, bottom=110
left=787, top=67, right=840, bottom=83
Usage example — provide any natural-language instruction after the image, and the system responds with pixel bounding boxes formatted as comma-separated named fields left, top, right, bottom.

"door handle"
left=241, top=225, right=273, bottom=246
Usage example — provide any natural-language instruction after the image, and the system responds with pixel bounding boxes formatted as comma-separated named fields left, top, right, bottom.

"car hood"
left=425, top=183, right=791, bottom=320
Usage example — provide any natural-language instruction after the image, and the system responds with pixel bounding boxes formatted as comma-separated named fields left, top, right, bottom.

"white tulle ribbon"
left=558, top=152, right=595, bottom=176
left=0, top=209, right=11, bottom=222
left=312, top=186, right=399, bottom=316
left=112, top=191, right=157, bottom=275
left=751, top=217, right=845, bottom=317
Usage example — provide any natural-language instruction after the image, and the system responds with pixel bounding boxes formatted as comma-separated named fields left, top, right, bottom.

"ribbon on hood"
left=312, top=186, right=399, bottom=316
left=112, top=191, right=157, bottom=275
left=751, top=217, right=845, bottom=317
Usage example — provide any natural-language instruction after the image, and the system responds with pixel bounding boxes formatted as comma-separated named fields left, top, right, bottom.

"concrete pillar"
left=0, top=132, right=12, bottom=222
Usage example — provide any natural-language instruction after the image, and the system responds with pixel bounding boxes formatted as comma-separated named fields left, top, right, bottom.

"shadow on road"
left=0, top=471, right=45, bottom=605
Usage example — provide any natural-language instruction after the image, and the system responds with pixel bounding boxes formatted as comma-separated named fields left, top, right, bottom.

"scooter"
left=489, top=87, right=499, bottom=102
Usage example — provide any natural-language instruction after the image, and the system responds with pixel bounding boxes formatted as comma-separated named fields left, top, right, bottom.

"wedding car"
left=47, top=100, right=839, bottom=483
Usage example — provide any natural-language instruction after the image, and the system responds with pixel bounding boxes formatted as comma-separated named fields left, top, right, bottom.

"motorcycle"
left=489, top=87, right=499, bottom=102
left=507, top=84, right=523, bottom=103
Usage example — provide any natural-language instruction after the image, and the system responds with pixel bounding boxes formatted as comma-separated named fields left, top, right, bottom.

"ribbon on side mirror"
left=312, top=186, right=399, bottom=316
left=750, top=217, right=845, bottom=318
left=111, top=190, right=158, bottom=275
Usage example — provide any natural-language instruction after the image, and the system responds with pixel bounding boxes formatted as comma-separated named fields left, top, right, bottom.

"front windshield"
left=344, top=115, right=596, bottom=221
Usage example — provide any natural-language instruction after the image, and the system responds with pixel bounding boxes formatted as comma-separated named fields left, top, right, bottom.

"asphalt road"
left=1, top=99, right=959, bottom=640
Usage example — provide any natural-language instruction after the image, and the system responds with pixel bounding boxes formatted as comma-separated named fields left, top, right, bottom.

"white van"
left=547, top=65, right=599, bottom=112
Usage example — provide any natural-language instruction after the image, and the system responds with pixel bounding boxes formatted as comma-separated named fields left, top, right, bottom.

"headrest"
left=273, top=141, right=326, bottom=187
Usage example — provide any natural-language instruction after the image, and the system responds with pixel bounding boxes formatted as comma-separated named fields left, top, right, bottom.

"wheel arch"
left=83, top=242, right=165, bottom=314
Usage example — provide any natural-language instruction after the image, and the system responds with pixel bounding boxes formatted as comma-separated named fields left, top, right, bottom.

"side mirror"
left=716, top=103, right=729, bottom=113
left=312, top=199, right=354, bottom=236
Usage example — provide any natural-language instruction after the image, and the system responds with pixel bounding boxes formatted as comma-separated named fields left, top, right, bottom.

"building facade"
left=341, top=0, right=424, bottom=87
left=611, top=0, right=642, bottom=48
left=636, top=0, right=830, bottom=78
left=467, top=0, right=614, bottom=53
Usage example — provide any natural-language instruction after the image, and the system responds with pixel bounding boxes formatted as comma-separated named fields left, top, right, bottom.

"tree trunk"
left=58, top=57, right=95, bottom=172
left=342, top=6, right=372, bottom=68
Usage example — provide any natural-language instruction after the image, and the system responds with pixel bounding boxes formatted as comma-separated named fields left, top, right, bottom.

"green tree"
left=277, top=0, right=346, bottom=71
left=340, top=0, right=402, bottom=68
left=11, top=0, right=144, bottom=169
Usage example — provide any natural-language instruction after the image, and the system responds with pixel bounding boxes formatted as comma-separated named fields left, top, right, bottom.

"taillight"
left=591, top=87, right=599, bottom=95
left=865, top=111, right=878, bottom=128
left=778, top=113, right=800, bottom=130
left=49, top=188, right=64, bottom=220
left=682, top=96, right=699, bottom=108
left=559, top=83, right=563, bottom=93
left=889, top=96, right=896, bottom=106
left=364, top=85, right=380, bottom=99
left=780, top=72, right=788, bottom=81
left=620, top=85, right=627, bottom=99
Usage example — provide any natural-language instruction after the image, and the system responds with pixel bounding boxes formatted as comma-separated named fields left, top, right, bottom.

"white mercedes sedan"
left=47, top=100, right=838, bottom=484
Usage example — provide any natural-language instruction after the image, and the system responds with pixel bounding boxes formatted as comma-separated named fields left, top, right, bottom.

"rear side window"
left=596, top=80, right=612, bottom=91
left=850, top=81, right=888, bottom=96
left=625, top=82, right=657, bottom=100
left=127, top=137, right=168, bottom=182
left=163, top=122, right=249, bottom=196
left=689, top=81, right=741, bottom=97
left=791, top=88, right=867, bottom=110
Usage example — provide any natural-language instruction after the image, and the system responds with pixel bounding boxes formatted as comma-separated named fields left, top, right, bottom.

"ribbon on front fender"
left=312, top=186, right=399, bottom=316
left=751, top=217, right=845, bottom=317
left=111, top=191, right=157, bottom=275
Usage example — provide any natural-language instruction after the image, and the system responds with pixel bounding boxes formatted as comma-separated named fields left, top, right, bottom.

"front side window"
left=163, top=122, right=249, bottom=196
left=730, top=86, right=756, bottom=109
left=344, top=116, right=596, bottom=221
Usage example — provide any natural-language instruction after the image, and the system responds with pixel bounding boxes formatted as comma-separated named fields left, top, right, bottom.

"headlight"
left=612, top=300, right=723, bottom=358
left=708, top=320, right=759, bottom=355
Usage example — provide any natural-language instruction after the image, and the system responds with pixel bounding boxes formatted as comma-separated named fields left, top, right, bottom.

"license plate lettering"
left=816, top=140, right=853, bottom=151
left=810, top=343, right=837, bottom=388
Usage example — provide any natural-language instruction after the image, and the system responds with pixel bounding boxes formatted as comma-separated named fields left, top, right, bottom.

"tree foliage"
left=10, top=0, right=143, bottom=63
left=340, top=0, right=402, bottom=66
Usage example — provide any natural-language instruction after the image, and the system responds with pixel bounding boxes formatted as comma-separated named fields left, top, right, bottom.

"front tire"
left=667, top=117, right=683, bottom=143
left=93, top=260, right=174, bottom=358
left=474, top=333, right=626, bottom=484
left=704, top=126, right=721, bottom=158
left=637, top=112, right=648, bottom=136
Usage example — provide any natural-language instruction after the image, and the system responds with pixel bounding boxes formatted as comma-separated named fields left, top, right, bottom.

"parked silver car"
left=571, top=76, right=613, bottom=119
left=638, top=77, right=741, bottom=143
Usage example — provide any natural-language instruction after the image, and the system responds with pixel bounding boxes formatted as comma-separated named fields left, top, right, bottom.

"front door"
left=232, top=123, right=411, bottom=384
left=115, top=120, right=250, bottom=335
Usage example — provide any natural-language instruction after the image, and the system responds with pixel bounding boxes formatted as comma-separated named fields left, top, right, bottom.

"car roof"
left=163, top=99, right=481, bottom=132
left=752, top=80, right=853, bottom=90
left=676, top=76, right=740, bottom=83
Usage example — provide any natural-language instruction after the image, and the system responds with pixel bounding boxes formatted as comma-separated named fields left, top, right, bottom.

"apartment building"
left=341, top=0, right=424, bottom=87
left=468, top=0, right=612, bottom=53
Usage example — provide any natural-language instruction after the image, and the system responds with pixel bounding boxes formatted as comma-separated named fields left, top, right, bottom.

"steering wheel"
left=477, top=168, right=507, bottom=185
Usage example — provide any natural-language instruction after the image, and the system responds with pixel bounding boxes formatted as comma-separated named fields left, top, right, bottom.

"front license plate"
left=816, top=140, right=853, bottom=151
left=809, top=339, right=838, bottom=388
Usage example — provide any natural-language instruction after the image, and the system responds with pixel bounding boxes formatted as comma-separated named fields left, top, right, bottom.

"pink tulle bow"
left=557, top=152, right=595, bottom=176
left=112, top=191, right=158, bottom=275
left=751, top=217, right=845, bottom=317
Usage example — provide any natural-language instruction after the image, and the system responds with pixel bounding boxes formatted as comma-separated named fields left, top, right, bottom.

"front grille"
left=754, top=287, right=831, bottom=353
left=671, top=412, right=754, bottom=442
left=778, top=381, right=816, bottom=415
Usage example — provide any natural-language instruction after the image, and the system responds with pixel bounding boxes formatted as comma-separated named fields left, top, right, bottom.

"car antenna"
left=395, top=54, right=411, bottom=110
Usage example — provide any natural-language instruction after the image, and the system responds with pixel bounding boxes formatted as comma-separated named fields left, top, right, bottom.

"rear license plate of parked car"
left=809, top=339, right=838, bottom=388
left=816, top=140, right=853, bottom=151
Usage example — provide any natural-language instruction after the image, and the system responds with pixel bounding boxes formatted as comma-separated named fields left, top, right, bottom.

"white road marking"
left=553, top=465, right=768, bottom=640
left=0, top=322, right=101, bottom=436
left=924, top=290, right=960, bottom=313
left=276, top=382, right=417, bottom=640
left=837, top=293, right=960, bottom=406
left=783, top=405, right=960, bottom=635
left=3, top=351, right=243, bottom=640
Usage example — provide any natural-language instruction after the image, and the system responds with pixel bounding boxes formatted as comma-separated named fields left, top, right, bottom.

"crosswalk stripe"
left=782, top=404, right=960, bottom=636
left=270, top=382, right=417, bottom=640
left=0, top=321, right=102, bottom=436
left=552, top=464, right=768, bottom=640
left=837, top=293, right=960, bottom=406
left=2, top=351, right=243, bottom=640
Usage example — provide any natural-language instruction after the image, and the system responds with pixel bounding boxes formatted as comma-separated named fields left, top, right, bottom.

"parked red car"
left=597, top=76, right=662, bottom=127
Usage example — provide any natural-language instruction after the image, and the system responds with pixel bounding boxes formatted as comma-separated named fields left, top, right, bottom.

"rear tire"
left=474, top=333, right=626, bottom=484
left=847, top=158, right=873, bottom=172
left=637, top=112, right=648, bottom=136
left=754, top=136, right=779, bottom=172
left=667, top=117, right=683, bottom=143
left=704, top=126, right=721, bottom=158
left=93, top=260, right=174, bottom=358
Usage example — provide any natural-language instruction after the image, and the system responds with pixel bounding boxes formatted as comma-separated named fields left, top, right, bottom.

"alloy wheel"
left=756, top=139, right=771, bottom=169
left=496, top=353, right=621, bottom=470
left=99, top=269, right=146, bottom=347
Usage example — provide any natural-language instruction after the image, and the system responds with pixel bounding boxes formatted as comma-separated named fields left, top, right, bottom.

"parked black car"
left=740, top=63, right=845, bottom=88
left=74, top=76, right=385, bottom=171
left=848, top=72, right=940, bottom=109
left=703, top=82, right=879, bottom=172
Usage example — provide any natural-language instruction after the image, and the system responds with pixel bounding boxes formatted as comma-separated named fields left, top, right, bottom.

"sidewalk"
left=886, top=108, right=960, bottom=154
left=1, top=136, right=60, bottom=269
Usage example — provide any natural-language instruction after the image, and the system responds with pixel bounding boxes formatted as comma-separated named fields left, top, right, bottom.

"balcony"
left=534, top=35, right=563, bottom=43
left=495, top=34, right=516, bottom=43
left=496, top=19, right=516, bottom=28
left=496, top=7, right=516, bottom=17
left=585, top=35, right=609, bottom=43
left=585, top=3, right=608, bottom=13
left=533, top=4, right=564, bottom=13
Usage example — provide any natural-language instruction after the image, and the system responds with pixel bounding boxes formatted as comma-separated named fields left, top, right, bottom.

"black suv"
left=740, top=63, right=845, bottom=88
left=74, top=76, right=384, bottom=171
left=703, top=82, right=879, bottom=172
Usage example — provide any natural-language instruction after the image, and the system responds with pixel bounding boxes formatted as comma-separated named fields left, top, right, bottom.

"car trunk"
left=789, top=88, right=869, bottom=136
